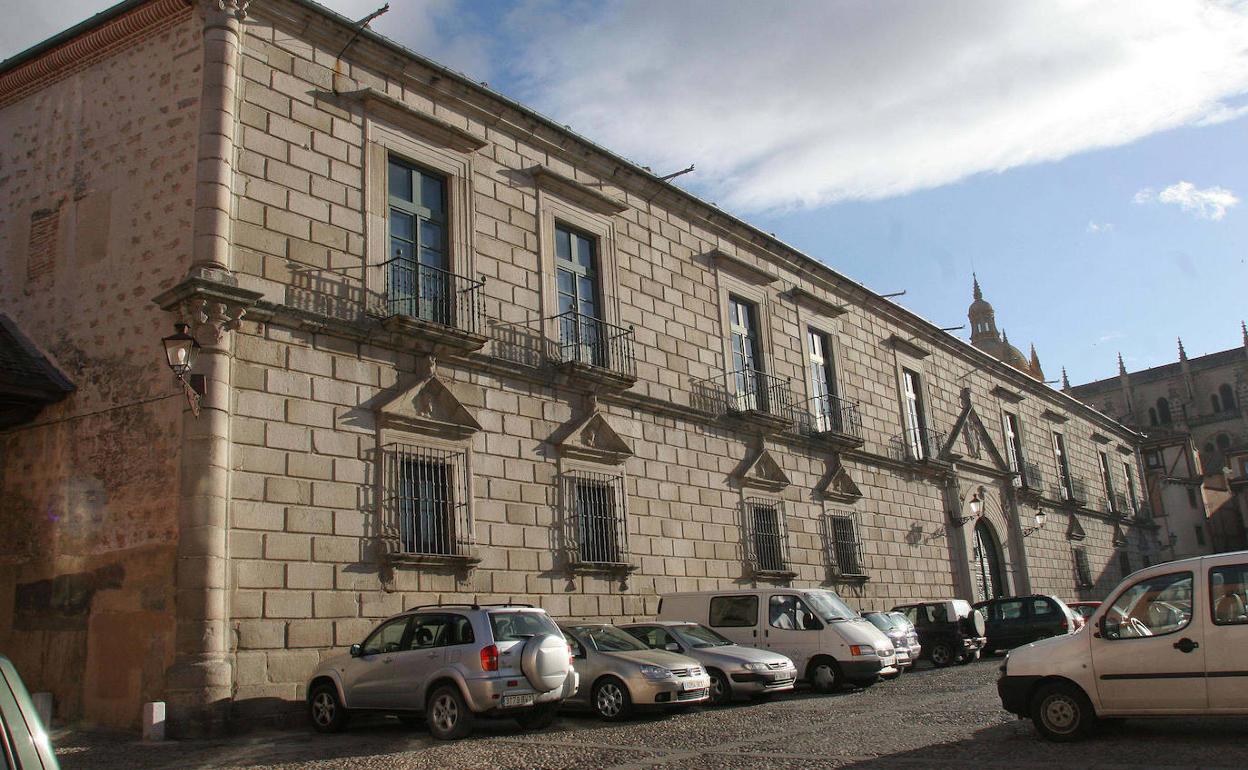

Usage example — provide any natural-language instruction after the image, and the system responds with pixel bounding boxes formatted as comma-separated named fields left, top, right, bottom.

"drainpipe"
left=155, top=0, right=260, bottom=737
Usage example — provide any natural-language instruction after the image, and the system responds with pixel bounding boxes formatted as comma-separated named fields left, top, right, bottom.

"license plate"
left=682, top=677, right=709, bottom=691
left=501, top=693, right=535, bottom=708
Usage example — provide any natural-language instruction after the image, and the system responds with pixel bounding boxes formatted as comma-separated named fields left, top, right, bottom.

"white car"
left=998, top=550, right=1248, bottom=740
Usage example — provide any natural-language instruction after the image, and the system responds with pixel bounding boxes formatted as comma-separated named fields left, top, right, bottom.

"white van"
left=999, top=549, right=1248, bottom=741
left=658, top=588, right=898, bottom=691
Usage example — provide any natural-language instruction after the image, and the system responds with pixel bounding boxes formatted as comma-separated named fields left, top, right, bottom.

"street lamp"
left=1022, top=509, right=1047, bottom=537
left=162, top=323, right=204, bottom=416
left=950, top=489, right=983, bottom=526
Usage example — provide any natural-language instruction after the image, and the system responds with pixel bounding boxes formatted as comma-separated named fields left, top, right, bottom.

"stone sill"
left=829, top=573, right=870, bottom=584
left=569, top=560, right=639, bottom=575
left=752, top=569, right=798, bottom=582
left=387, top=551, right=482, bottom=569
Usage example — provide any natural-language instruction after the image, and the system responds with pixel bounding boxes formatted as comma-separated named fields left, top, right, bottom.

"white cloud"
left=1134, top=181, right=1239, bottom=220
left=501, top=0, right=1248, bottom=212
left=1086, top=221, right=1114, bottom=233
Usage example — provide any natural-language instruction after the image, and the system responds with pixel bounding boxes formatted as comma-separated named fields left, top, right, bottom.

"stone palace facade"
left=0, top=0, right=1155, bottom=733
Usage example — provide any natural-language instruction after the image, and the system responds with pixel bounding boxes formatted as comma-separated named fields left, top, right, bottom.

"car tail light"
left=567, top=643, right=575, bottom=665
left=480, top=644, right=499, bottom=672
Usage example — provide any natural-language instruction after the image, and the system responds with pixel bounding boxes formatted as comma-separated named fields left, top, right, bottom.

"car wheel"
left=808, top=659, right=843, bottom=693
left=426, top=685, right=475, bottom=740
left=708, top=669, right=732, bottom=705
left=308, top=683, right=350, bottom=733
left=592, top=678, right=633, bottom=721
left=515, top=704, right=558, bottom=731
left=929, top=642, right=954, bottom=668
left=1030, top=682, right=1097, bottom=742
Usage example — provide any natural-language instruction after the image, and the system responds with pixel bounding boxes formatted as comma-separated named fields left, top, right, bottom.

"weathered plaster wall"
left=0, top=9, right=200, bottom=727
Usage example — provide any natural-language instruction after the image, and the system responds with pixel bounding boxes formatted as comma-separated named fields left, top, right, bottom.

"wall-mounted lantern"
left=1022, top=509, right=1047, bottom=537
left=162, top=323, right=204, bottom=416
left=950, top=488, right=983, bottom=526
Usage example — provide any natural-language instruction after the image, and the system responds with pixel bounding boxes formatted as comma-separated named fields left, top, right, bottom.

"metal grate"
left=553, top=312, right=636, bottom=379
left=386, top=259, right=485, bottom=335
left=822, top=513, right=866, bottom=577
left=564, top=470, right=629, bottom=565
left=1021, top=461, right=1045, bottom=491
left=692, top=370, right=796, bottom=422
left=1073, top=547, right=1093, bottom=589
left=796, top=394, right=863, bottom=440
left=745, top=498, right=790, bottom=573
left=382, top=444, right=472, bottom=556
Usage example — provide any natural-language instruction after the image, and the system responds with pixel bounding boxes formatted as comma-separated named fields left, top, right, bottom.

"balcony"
left=795, top=394, right=864, bottom=447
left=382, top=260, right=486, bottom=352
left=1110, top=492, right=1129, bottom=518
left=1055, top=476, right=1088, bottom=506
left=693, top=369, right=796, bottom=432
left=888, top=427, right=946, bottom=463
left=1021, top=461, right=1045, bottom=493
left=550, top=311, right=637, bottom=389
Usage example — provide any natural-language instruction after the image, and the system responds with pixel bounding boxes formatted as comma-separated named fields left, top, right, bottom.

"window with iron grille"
left=1073, top=547, right=1093, bottom=589
left=823, top=513, right=866, bottom=577
left=1118, top=550, right=1132, bottom=578
left=564, top=470, right=628, bottom=565
left=745, top=498, right=789, bottom=573
left=383, top=444, right=472, bottom=556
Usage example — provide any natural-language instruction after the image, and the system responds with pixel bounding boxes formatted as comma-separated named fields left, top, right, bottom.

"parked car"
left=863, top=611, right=917, bottom=675
left=659, top=589, right=897, bottom=691
left=559, top=623, right=710, bottom=720
left=973, top=595, right=1080, bottom=653
left=998, top=550, right=1248, bottom=741
left=0, top=655, right=59, bottom=769
left=305, top=604, right=577, bottom=739
left=889, top=611, right=923, bottom=664
left=892, top=600, right=987, bottom=667
left=620, top=620, right=797, bottom=703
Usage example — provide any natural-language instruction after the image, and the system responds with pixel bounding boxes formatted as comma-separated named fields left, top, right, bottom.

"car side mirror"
left=664, top=642, right=681, bottom=653
left=350, top=643, right=362, bottom=657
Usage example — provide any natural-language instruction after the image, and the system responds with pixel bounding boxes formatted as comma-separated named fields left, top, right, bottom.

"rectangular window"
left=1053, top=432, right=1073, bottom=500
left=387, top=157, right=450, bottom=324
left=1145, top=451, right=1163, bottom=469
left=1073, top=547, right=1092, bottom=588
left=384, top=444, right=471, bottom=556
left=1123, top=461, right=1139, bottom=513
left=554, top=224, right=604, bottom=366
left=1118, top=550, right=1132, bottom=578
left=1210, top=564, right=1248, bottom=625
left=807, top=328, right=839, bottom=432
left=901, top=368, right=927, bottom=460
left=824, top=513, right=866, bottom=577
left=1188, top=487, right=1199, bottom=508
left=728, top=297, right=764, bottom=411
left=1195, top=525, right=1206, bottom=546
left=566, top=471, right=628, bottom=565
left=709, top=595, right=758, bottom=628
left=746, top=499, right=788, bottom=573
left=1099, top=451, right=1117, bottom=512
left=1002, top=411, right=1023, bottom=474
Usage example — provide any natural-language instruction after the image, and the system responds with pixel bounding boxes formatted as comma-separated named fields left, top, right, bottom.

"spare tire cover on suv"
left=965, top=608, right=986, bottom=637
left=521, top=633, right=570, bottom=692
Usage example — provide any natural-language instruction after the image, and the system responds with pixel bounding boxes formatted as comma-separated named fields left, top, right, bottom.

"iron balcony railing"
left=1110, top=492, right=1129, bottom=517
left=1133, top=502, right=1154, bottom=523
left=1056, top=476, right=1088, bottom=504
left=386, top=259, right=485, bottom=335
left=1021, top=461, right=1045, bottom=491
left=901, top=426, right=945, bottom=462
left=382, top=444, right=473, bottom=557
left=692, top=369, right=796, bottom=422
left=796, top=394, right=863, bottom=441
left=553, top=311, right=637, bottom=380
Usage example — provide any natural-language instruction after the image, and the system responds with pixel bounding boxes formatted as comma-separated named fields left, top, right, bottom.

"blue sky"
left=6, top=0, right=1246, bottom=385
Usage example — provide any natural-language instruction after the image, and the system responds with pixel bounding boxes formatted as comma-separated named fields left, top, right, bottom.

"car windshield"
left=864, top=613, right=894, bottom=633
left=489, top=611, right=559, bottom=642
left=888, top=612, right=914, bottom=631
left=570, top=625, right=649, bottom=652
left=674, top=624, right=734, bottom=648
left=802, top=590, right=858, bottom=621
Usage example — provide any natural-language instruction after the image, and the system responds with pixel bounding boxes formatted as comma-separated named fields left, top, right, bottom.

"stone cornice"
left=529, top=165, right=628, bottom=216
left=783, top=285, right=846, bottom=318
left=337, top=87, right=488, bottom=153
left=0, top=0, right=189, bottom=108
left=710, top=249, right=779, bottom=286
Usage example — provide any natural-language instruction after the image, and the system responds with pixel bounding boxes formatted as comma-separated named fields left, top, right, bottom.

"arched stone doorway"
left=971, top=518, right=1005, bottom=601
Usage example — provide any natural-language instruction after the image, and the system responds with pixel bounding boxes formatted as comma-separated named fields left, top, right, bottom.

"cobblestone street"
left=55, top=659, right=1248, bottom=769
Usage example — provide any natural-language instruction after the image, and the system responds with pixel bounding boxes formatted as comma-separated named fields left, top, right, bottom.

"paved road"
left=56, top=658, right=1248, bottom=769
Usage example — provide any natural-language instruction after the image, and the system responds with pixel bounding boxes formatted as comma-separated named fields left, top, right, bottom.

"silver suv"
left=306, top=603, right=577, bottom=739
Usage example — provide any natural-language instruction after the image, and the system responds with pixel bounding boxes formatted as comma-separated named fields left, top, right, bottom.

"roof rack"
left=410, top=603, right=480, bottom=611
left=481, top=603, right=535, bottom=609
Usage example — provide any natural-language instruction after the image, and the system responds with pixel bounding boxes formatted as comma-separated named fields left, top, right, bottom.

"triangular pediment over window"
left=816, top=458, right=862, bottom=502
left=376, top=375, right=482, bottom=440
left=945, top=389, right=1008, bottom=470
left=550, top=412, right=633, bottom=465
left=733, top=448, right=791, bottom=492
left=1066, top=513, right=1087, bottom=542
left=1112, top=522, right=1129, bottom=548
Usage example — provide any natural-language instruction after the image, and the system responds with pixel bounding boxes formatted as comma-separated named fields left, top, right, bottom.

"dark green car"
left=0, top=656, right=59, bottom=769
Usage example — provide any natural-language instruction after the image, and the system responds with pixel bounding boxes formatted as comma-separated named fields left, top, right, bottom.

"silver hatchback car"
left=621, top=621, right=797, bottom=704
left=306, top=604, right=577, bottom=739
left=559, top=623, right=711, bottom=720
